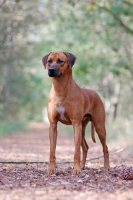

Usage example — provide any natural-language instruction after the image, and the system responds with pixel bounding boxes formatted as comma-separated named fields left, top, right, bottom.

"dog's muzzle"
left=48, top=66, right=62, bottom=77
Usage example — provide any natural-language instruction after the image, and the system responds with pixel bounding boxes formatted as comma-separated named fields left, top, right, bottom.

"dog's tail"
left=91, top=122, right=96, bottom=143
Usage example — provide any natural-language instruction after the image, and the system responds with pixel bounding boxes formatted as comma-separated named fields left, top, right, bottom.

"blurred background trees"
left=0, top=0, right=133, bottom=134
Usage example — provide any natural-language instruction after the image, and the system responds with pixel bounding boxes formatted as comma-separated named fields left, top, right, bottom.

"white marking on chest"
left=56, top=106, right=67, bottom=121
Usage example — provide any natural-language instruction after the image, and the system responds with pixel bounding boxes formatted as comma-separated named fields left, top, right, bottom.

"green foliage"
left=0, top=0, right=133, bottom=131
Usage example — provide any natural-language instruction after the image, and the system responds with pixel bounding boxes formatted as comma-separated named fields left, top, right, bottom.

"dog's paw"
left=48, top=165, right=56, bottom=174
left=72, top=165, right=81, bottom=175
left=104, top=164, right=110, bottom=170
left=80, top=162, right=85, bottom=170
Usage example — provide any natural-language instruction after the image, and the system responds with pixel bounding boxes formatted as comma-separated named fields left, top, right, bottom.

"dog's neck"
left=51, top=69, right=77, bottom=103
left=52, top=69, right=74, bottom=91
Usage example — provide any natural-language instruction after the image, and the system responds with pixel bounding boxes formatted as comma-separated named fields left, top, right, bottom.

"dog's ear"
left=63, top=52, right=76, bottom=68
left=42, top=52, right=51, bottom=69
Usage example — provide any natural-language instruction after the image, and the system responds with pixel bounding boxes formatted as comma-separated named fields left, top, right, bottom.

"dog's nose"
left=48, top=66, right=57, bottom=77
left=49, top=66, right=56, bottom=72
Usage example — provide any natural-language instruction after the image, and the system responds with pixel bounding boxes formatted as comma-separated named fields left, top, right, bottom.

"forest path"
left=0, top=122, right=133, bottom=200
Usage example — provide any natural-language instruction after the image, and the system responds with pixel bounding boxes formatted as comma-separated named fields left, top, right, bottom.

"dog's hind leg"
left=94, top=123, right=110, bottom=170
left=81, top=118, right=89, bottom=169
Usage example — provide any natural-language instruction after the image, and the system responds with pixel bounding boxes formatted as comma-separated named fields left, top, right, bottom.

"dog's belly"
left=56, top=105, right=71, bottom=125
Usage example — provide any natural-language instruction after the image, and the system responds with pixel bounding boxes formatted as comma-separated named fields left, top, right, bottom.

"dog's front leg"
left=73, top=123, right=82, bottom=175
left=48, top=122, right=57, bottom=174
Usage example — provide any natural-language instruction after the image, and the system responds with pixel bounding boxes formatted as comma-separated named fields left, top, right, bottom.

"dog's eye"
left=48, top=59, right=52, bottom=64
left=57, top=59, right=64, bottom=64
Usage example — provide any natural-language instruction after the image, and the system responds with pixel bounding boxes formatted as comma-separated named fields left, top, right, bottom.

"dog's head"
left=42, top=52, right=76, bottom=77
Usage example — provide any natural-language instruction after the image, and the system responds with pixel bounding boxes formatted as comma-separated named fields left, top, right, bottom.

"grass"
left=106, top=117, right=133, bottom=144
left=0, top=120, right=27, bottom=138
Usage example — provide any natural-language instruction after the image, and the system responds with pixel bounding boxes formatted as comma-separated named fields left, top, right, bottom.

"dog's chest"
left=56, top=106, right=67, bottom=121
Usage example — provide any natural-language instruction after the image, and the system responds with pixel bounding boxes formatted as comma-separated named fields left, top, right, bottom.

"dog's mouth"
left=48, top=67, right=62, bottom=77
left=48, top=72, right=62, bottom=77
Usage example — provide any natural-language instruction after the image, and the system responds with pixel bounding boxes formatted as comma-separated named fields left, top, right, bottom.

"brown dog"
left=42, top=52, right=110, bottom=174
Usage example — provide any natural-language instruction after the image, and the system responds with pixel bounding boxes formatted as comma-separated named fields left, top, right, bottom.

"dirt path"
left=0, top=122, right=133, bottom=200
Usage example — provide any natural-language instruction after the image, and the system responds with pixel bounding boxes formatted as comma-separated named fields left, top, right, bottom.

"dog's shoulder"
left=81, top=88, right=102, bottom=102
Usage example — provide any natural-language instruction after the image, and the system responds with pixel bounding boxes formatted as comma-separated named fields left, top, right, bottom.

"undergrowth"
left=58, top=117, right=133, bottom=145
left=0, top=120, right=27, bottom=138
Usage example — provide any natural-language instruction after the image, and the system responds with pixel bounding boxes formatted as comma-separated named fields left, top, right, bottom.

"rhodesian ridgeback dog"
left=42, top=52, right=110, bottom=174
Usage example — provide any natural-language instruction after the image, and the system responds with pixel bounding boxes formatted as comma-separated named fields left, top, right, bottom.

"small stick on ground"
left=0, top=149, right=123, bottom=164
